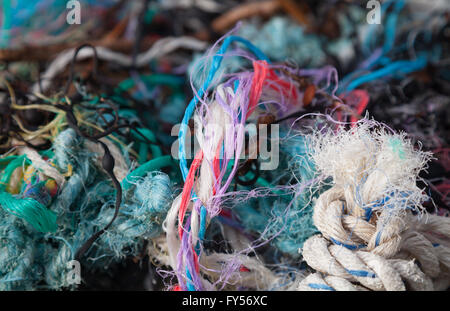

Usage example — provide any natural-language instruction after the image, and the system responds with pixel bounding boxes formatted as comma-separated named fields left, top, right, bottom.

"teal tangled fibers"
left=0, top=187, right=58, bottom=233
left=89, top=172, right=173, bottom=265
left=238, top=17, right=326, bottom=68
left=234, top=134, right=323, bottom=256
left=0, top=129, right=174, bottom=290
left=0, top=211, right=38, bottom=290
left=237, top=9, right=366, bottom=68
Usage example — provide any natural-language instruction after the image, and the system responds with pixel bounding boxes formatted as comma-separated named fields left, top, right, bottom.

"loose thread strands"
left=172, top=32, right=270, bottom=290
left=338, top=0, right=440, bottom=99
left=170, top=30, right=326, bottom=290
left=234, top=133, right=321, bottom=256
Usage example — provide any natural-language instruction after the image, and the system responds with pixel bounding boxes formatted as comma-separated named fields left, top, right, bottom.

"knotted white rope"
left=298, top=123, right=450, bottom=291
left=300, top=235, right=434, bottom=290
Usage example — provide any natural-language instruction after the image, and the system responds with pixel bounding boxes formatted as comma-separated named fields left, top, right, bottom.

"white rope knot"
left=312, top=186, right=407, bottom=258
left=299, top=123, right=450, bottom=291
left=300, top=235, right=434, bottom=291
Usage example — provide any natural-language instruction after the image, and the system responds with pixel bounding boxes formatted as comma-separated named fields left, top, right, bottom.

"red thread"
left=248, top=61, right=298, bottom=119
left=178, top=150, right=204, bottom=239
left=340, top=90, right=369, bottom=126
left=352, top=90, right=369, bottom=124
left=265, top=68, right=298, bottom=103
left=219, top=208, right=232, bottom=218
left=248, top=60, right=269, bottom=119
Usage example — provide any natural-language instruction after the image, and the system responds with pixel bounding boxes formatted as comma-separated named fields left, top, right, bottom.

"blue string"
left=329, top=237, right=366, bottom=250
left=363, top=0, right=404, bottom=56
left=374, top=230, right=382, bottom=247
left=308, top=283, right=335, bottom=291
left=345, top=269, right=376, bottom=278
left=185, top=267, right=195, bottom=291
left=178, top=35, right=269, bottom=290
left=363, top=207, right=373, bottom=221
left=340, top=0, right=427, bottom=93
left=382, top=0, right=405, bottom=54
left=343, top=54, right=427, bottom=92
